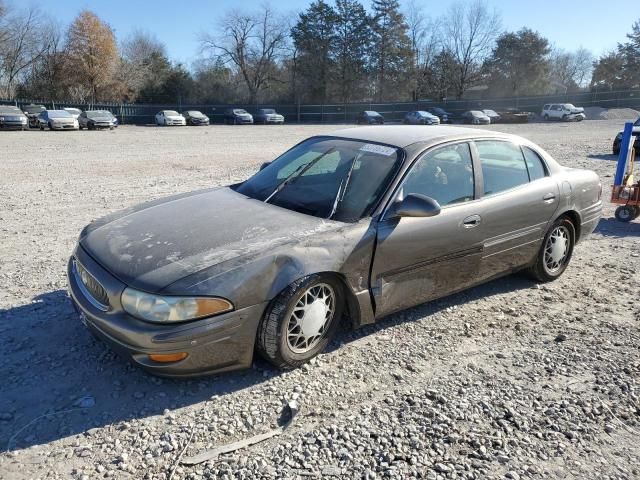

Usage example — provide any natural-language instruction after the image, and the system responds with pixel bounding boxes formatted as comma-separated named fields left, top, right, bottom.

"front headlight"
left=121, top=288, right=233, bottom=323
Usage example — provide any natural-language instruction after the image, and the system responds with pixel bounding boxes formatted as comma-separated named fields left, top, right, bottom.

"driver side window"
left=400, top=143, right=475, bottom=207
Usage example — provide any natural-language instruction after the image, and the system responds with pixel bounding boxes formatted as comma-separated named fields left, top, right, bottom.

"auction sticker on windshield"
left=359, top=144, right=396, bottom=156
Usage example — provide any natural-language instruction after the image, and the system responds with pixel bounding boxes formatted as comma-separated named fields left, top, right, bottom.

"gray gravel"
left=1, top=121, right=639, bottom=479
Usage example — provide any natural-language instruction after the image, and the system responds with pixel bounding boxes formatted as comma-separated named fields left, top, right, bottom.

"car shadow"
left=0, top=273, right=535, bottom=452
left=328, top=273, right=536, bottom=353
left=587, top=153, right=618, bottom=161
left=0, top=291, right=281, bottom=452
left=595, top=217, right=640, bottom=238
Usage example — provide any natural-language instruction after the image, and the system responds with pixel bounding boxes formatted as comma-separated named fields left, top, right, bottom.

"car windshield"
left=87, top=110, right=112, bottom=119
left=235, top=137, right=403, bottom=222
left=484, top=109, right=498, bottom=115
left=564, top=104, right=576, bottom=109
left=66, top=108, right=81, bottom=114
left=187, top=111, right=204, bottom=117
left=24, top=105, right=45, bottom=114
left=234, top=109, right=248, bottom=114
left=364, top=111, right=380, bottom=116
left=470, top=111, right=483, bottom=116
left=416, top=111, right=430, bottom=116
left=635, top=118, right=640, bottom=126
left=164, top=110, right=179, bottom=116
left=48, top=110, right=72, bottom=118
left=260, top=109, right=275, bottom=114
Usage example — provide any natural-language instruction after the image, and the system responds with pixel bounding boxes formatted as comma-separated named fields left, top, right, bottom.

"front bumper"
left=67, top=246, right=267, bottom=377
left=263, top=117, right=284, bottom=124
left=51, top=123, right=78, bottom=130
left=0, top=120, right=26, bottom=129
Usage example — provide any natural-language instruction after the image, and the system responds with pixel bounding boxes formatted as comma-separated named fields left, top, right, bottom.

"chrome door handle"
left=543, top=193, right=556, bottom=203
left=462, top=214, right=482, bottom=228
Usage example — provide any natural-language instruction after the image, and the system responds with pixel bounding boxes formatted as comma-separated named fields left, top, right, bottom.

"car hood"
left=79, top=187, right=343, bottom=292
left=165, top=115, right=184, bottom=120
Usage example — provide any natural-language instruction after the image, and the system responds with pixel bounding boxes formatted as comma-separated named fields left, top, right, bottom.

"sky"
left=16, top=0, right=639, bottom=66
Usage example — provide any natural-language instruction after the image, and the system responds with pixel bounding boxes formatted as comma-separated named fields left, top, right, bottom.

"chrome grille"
left=73, top=260, right=109, bottom=310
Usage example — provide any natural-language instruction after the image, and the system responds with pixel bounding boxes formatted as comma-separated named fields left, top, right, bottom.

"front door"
left=371, top=142, right=485, bottom=317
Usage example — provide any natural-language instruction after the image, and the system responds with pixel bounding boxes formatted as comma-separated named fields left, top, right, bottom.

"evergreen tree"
left=485, top=28, right=551, bottom=96
left=291, top=0, right=338, bottom=103
left=333, top=0, right=371, bottom=102
left=370, top=0, right=413, bottom=101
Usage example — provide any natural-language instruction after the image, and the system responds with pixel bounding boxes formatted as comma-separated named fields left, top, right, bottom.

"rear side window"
left=522, top=147, right=547, bottom=181
left=475, top=141, right=529, bottom=195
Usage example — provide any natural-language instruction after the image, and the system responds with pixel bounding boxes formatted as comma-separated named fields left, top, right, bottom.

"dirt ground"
left=0, top=120, right=639, bottom=480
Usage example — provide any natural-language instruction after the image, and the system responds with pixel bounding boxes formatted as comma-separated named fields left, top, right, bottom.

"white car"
left=37, top=110, right=79, bottom=130
left=155, top=110, right=186, bottom=126
left=541, top=103, right=585, bottom=122
left=64, top=107, right=82, bottom=119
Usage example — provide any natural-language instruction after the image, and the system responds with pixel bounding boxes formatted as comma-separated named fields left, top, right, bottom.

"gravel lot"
left=1, top=120, right=639, bottom=480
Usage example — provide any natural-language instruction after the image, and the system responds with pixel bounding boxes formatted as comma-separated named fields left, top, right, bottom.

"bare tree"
left=442, top=0, right=501, bottom=98
left=118, top=30, right=167, bottom=97
left=0, top=6, right=50, bottom=99
left=549, top=46, right=594, bottom=91
left=200, top=4, right=289, bottom=104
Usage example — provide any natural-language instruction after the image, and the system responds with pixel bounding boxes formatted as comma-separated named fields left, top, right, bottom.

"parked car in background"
left=254, top=108, right=284, bottom=124
left=404, top=110, right=440, bottom=125
left=482, top=109, right=501, bottom=123
left=68, top=125, right=602, bottom=376
left=462, top=110, right=491, bottom=125
left=224, top=108, right=253, bottom=125
left=497, top=108, right=531, bottom=123
left=37, top=110, right=79, bottom=130
left=64, top=108, right=82, bottom=119
left=0, top=105, right=28, bottom=130
left=427, top=107, right=453, bottom=124
left=23, top=104, right=46, bottom=128
left=182, top=110, right=210, bottom=126
left=79, top=110, right=116, bottom=130
left=541, top=104, right=585, bottom=121
left=357, top=111, right=384, bottom=125
left=612, top=117, right=640, bottom=157
left=155, top=110, right=186, bottom=126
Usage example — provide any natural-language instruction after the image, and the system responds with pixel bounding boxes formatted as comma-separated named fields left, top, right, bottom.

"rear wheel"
left=615, top=205, right=635, bottom=223
left=527, top=217, right=575, bottom=282
left=257, top=274, right=344, bottom=369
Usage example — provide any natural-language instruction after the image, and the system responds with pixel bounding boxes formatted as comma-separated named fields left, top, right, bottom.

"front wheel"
left=527, top=217, right=575, bottom=282
left=257, top=275, right=344, bottom=369
left=615, top=205, right=635, bottom=223
left=543, top=114, right=549, bottom=121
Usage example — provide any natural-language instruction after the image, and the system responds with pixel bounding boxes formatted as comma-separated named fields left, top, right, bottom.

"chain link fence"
left=2, top=89, right=639, bottom=125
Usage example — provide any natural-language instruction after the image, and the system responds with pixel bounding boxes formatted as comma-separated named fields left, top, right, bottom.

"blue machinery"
left=612, top=122, right=639, bottom=222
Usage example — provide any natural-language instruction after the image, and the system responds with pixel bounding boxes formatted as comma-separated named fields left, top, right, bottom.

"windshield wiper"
left=328, top=154, right=358, bottom=219
left=264, top=148, right=336, bottom=203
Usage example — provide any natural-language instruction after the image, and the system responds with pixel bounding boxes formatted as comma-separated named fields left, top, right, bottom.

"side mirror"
left=259, top=161, right=271, bottom=171
left=394, top=194, right=441, bottom=218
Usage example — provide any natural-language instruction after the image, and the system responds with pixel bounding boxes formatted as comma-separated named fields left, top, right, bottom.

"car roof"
left=329, top=125, right=510, bottom=148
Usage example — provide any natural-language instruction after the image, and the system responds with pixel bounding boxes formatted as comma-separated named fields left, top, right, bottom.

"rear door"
left=371, top=141, right=485, bottom=317
left=472, top=140, right=559, bottom=281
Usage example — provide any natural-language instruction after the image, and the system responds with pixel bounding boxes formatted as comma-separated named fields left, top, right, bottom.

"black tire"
left=527, top=216, right=575, bottom=282
left=48, top=122, right=53, bottom=130
left=543, top=114, right=549, bottom=121
left=615, top=205, right=635, bottom=223
left=257, top=274, right=344, bottom=369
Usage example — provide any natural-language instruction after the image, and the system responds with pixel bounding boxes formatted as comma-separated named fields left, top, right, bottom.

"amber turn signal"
left=148, top=352, right=188, bottom=363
